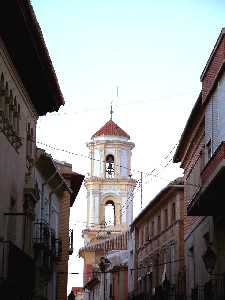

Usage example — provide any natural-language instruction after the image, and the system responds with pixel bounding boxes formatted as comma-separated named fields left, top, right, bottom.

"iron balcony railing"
left=129, top=275, right=225, bottom=300
left=33, top=221, right=62, bottom=259
left=129, top=283, right=186, bottom=300
left=191, top=275, right=225, bottom=300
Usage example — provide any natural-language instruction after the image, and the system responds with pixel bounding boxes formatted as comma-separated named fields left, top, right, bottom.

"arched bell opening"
left=104, top=200, right=115, bottom=226
left=105, top=154, right=115, bottom=178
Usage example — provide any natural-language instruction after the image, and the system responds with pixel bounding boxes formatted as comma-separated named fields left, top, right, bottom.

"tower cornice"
left=87, top=140, right=135, bottom=149
left=84, top=176, right=137, bottom=186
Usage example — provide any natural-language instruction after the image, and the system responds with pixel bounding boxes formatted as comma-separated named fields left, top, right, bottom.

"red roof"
left=92, top=120, right=130, bottom=139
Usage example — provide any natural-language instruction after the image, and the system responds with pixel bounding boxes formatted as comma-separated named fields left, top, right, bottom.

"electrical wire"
left=66, top=257, right=185, bottom=275
left=36, top=140, right=178, bottom=179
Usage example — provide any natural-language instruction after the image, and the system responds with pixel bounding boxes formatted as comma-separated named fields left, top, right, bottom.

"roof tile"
left=92, top=120, right=130, bottom=139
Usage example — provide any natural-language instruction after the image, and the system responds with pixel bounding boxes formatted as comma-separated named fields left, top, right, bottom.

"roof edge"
left=131, top=177, right=184, bottom=229
left=173, top=92, right=202, bottom=163
left=200, top=28, right=225, bottom=81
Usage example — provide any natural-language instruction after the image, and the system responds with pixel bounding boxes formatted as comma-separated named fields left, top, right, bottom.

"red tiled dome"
left=92, top=120, right=130, bottom=139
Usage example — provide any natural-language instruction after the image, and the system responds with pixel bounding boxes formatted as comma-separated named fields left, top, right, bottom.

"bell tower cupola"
left=83, top=115, right=136, bottom=244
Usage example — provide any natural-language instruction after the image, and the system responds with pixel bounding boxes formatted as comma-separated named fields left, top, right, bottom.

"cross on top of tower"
left=110, top=102, right=113, bottom=120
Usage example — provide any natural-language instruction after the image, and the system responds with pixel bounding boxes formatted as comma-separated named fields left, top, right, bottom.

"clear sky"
left=32, top=0, right=225, bottom=293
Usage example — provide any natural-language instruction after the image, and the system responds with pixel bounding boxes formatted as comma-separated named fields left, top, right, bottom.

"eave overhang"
left=63, top=172, right=85, bottom=207
left=0, top=1, right=64, bottom=116
left=200, top=28, right=225, bottom=81
left=35, top=148, right=72, bottom=194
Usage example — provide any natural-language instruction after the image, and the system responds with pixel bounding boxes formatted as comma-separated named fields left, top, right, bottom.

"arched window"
left=105, top=200, right=115, bottom=225
left=171, top=202, right=176, bottom=222
left=7, top=197, right=17, bottom=242
left=0, top=73, right=5, bottom=113
left=105, top=154, right=115, bottom=178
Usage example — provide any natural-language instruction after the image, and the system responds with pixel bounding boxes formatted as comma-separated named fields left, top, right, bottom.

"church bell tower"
left=83, top=113, right=136, bottom=244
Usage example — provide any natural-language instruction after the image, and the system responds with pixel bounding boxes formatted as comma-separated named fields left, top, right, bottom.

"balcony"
left=0, top=240, right=35, bottom=298
left=33, top=221, right=62, bottom=259
left=187, top=142, right=225, bottom=216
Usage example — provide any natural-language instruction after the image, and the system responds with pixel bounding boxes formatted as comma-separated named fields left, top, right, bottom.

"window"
left=139, top=229, right=143, bottom=247
left=200, top=148, right=205, bottom=172
left=8, top=90, right=13, bottom=125
left=171, top=203, right=176, bottom=222
left=7, top=197, right=17, bottom=242
left=151, top=220, right=154, bottom=237
left=145, top=224, right=149, bottom=242
left=0, top=72, right=22, bottom=150
left=26, top=123, right=34, bottom=175
left=158, top=215, right=161, bottom=234
left=141, top=229, right=144, bottom=246
left=16, top=104, right=20, bottom=136
left=4, top=82, right=9, bottom=118
left=148, top=222, right=151, bottom=239
left=164, top=208, right=168, bottom=229
left=0, top=73, right=4, bottom=116
left=206, top=139, right=212, bottom=161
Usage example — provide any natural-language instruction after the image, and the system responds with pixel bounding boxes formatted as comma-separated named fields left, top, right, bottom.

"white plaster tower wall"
left=84, top=119, right=136, bottom=242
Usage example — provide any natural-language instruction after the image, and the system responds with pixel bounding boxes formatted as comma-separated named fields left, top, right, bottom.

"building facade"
left=34, top=149, right=72, bottom=300
left=33, top=150, right=84, bottom=300
left=174, top=28, right=225, bottom=299
left=80, top=231, right=129, bottom=300
left=80, top=117, right=136, bottom=300
left=129, top=178, right=185, bottom=299
left=56, top=160, right=85, bottom=300
left=0, top=2, right=64, bottom=299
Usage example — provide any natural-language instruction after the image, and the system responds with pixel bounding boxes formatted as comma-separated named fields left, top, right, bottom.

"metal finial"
left=110, top=102, right=113, bottom=120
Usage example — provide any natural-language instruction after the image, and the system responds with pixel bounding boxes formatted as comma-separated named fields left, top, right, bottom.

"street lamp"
left=202, top=246, right=217, bottom=275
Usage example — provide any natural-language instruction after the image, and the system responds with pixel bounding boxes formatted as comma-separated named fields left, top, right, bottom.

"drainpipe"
left=41, top=171, right=58, bottom=222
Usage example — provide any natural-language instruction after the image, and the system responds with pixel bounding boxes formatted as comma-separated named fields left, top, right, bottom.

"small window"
left=200, top=148, right=205, bottom=171
left=206, top=139, right=212, bottom=161
left=145, top=224, right=149, bottom=241
left=26, top=123, right=33, bottom=159
left=158, top=215, right=161, bottom=234
left=141, top=229, right=144, bottom=245
left=172, top=203, right=176, bottom=222
left=0, top=73, right=4, bottom=111
left=164, top=209, right=168, bottom=229
left=148, top=222, right=151, bottom=239
left=139, top=229, right=142, bottom=247
left=151, top=221, right=154, bottom=237
left=8, top=90, right=13, bottom=124
left=16, top=103, right=20, bottom=135
left=12, top=96, right=17, bottom=131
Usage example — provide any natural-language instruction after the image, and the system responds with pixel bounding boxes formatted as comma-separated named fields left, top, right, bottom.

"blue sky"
left=32, top=0, right=225, bottom=292
left=32, top=0, right=225, bottom=106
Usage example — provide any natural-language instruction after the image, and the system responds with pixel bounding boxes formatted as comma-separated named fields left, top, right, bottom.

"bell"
left=107, top=162, right=114, bottom=174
